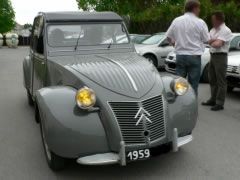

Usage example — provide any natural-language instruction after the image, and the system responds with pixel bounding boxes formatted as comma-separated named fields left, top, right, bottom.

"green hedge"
left=129, top=0, right=240, bottom=33
left=76, top=0, right=240, bottom=34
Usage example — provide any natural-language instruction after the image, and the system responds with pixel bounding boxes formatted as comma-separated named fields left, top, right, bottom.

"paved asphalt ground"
left=0, top=47, right=240, bottom=180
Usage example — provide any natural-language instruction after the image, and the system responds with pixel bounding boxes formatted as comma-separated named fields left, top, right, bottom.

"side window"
left=32, top=16, right=44, bottom=54
left=30, top=18, right=38, bottom=50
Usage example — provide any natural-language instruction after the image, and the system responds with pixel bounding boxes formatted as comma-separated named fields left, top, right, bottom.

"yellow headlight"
left=76, top=87, right=96, bottom=109
left=173, top=78, right=189, bottom=96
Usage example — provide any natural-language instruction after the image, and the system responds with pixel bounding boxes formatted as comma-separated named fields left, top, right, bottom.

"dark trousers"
left=176, top=55, right=201, bottom=94
left=208, top=54, right=228, bottom=106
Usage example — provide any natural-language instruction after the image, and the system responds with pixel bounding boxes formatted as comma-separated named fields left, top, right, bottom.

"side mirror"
left=160, top=42, right=169, bottom=47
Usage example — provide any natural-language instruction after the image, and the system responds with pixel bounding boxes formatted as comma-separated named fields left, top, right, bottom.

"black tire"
left=201, top=64, right=209, bottom=83
left=144, top=54, right=158, bottom=68
left=227, top=86, right=234, bottom=92
left=27, top=89, right=34, bottom=106
left=34, top=104, right=40, bottom=123
left=39, top=108, right=66, bottom=171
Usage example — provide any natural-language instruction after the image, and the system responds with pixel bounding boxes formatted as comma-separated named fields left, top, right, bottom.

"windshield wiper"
left=107, top=39, right=113, bottom=49
left=74, top=33, right=81, bottom=51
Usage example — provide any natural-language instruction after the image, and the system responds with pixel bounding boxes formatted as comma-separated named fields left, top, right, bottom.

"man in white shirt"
left=202, top=11, right=232, bottom=111
left=166, top=0, right=210, bottom=94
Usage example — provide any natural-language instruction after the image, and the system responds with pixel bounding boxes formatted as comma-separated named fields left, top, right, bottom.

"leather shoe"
left=202, top=101, right=216, bottom=106
left=211, top=105, right=224, bottom=111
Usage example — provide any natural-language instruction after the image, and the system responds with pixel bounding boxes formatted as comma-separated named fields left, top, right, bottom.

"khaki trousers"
left=208, top=53, right=228, bottom=106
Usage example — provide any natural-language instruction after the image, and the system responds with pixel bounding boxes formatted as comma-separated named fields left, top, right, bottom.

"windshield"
left=47, top=23, right=129, bottom=47
left=130, top=35, right=150, bottom=44
left=141, top=34, right=165, bottom=45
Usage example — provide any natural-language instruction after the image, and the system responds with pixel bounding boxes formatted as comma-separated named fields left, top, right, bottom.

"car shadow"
left=227, top=88, right=240, bottom=100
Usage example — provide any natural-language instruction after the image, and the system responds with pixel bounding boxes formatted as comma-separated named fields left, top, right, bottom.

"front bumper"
left=165, top=58, right=176, bottom=74
left=76, top=128, right=193, bottom=166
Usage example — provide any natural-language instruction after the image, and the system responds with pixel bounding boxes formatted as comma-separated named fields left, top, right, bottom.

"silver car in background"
left=226, top=55, right=240, bottom=91
left=165, top=33, right=240, bottom=83
left=130, top=34, right=151, bottom=44
left=135, top=33, right=174, bottom=68
left=165, top=48, right=210, bottom=82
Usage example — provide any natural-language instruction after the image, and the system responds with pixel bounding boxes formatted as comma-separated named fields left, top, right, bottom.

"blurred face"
left=212, top=15, right=221, bottom=28
left=193, top=6, right=200, bottom=16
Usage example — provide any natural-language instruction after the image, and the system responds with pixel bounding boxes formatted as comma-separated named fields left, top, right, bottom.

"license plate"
left=126, top=149, right=151, bottom=162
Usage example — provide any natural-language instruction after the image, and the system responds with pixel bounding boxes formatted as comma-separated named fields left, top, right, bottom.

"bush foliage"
left=76, top=0, right=240, bottom=33
left=0, top=0, right=15, bottom=34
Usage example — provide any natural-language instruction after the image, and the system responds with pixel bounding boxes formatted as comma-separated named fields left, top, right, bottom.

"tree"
left=76, top=0, right=240, bottom=33
left=76, top=0, right=184, bottom=33
left=0, top=0, right=15, bottom=34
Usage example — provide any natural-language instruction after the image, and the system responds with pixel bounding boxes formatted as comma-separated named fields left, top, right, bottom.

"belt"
left=210, top=52, right=228, bottom=55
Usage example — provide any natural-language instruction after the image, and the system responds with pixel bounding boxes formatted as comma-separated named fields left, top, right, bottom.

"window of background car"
left=141, top=34, right=165, bottom=45
left=47, top=23, right=129, bottom=47
left=230, top=36, right=240, bottom=50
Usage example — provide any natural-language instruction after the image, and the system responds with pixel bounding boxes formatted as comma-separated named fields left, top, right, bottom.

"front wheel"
left=39, top=110, right=66, bottom=171
left=27, top=89, right=34, bottom=106
left=144, top=54, right=158, bottom=68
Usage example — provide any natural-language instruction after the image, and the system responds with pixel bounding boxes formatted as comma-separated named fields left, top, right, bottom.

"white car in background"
left=135, top=33, right=174, bottom=68
left=226, top=55, right=240, bottom=92
left=165, top=48, right=210, bottom=82
left=130, top=34, right=151, bottom=44
left=165, top=33, right=240, bottom=82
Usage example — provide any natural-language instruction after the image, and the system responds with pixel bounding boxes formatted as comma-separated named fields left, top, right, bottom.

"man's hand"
left=210, top=39, right=225, bottom=48
left=167, top=37, right=175, bottom=47
left=208, top=39, right=216, bottom=44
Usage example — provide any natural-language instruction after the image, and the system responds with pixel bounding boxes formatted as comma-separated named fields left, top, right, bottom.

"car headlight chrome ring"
left=76, top=87, right=96, bottom=109
left=172, top=77, right=189, bottom=96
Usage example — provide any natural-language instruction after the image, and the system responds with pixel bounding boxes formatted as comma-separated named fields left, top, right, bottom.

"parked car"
left=129, top=34, right=151, bottom=44
left=23, top=11, right=198, bottom=171
left=165, top=33, right=240, bottom=83
left=165, top=48, right=210, bottom=82
left=226, top=55, right=240, bottom=91
left=135, top=33, right=174, bottom=68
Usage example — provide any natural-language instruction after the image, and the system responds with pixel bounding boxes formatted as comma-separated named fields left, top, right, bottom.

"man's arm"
left=167, top=37, right=175, bottom=46
left=166, top=20, right=175, bottom=46
left=210, top=39, right=225, bottom=48
left=210, top=29, right=232, bottom=48
left=201, top=21, right=210, bottom=43
left=208, top=39, right=216, bottom=45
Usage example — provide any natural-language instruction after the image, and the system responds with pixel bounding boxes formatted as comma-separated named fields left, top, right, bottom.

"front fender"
left=36, top=86, right=110, bottom=158
left=162, top=76, right=198, bottom=138
left=23, top=55, right=31, bottom=89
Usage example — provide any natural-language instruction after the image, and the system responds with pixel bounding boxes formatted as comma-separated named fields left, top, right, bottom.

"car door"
left=31, top=16, right=46, bottom=97
left=156, top=37, right=174, bottom=66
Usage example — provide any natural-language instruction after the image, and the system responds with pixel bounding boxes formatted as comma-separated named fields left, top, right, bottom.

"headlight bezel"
left=75, top=87, right=96, bottom=110
left=171, top=77, right=189, bottom=96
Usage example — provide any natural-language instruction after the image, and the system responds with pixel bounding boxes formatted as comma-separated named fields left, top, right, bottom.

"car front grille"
left=168, top=62, right=176, bottom=69
left=227, top=65, right=239, bottom=74
left=168, top=56, right=174, bottom=60
left=109, top=95, right=166, bottom=145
